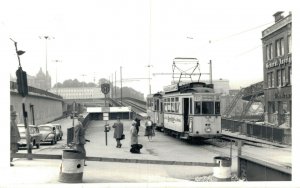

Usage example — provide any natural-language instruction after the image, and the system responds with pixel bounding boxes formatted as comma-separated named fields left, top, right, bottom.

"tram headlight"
left=204, top=124, right=211, bottom=133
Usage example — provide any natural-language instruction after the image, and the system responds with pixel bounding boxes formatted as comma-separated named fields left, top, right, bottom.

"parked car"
left=17, top=124, right=42, bottom=149
left=38, top=124, right=57, bottom=145
left=52, top=123, right=63, bottom=141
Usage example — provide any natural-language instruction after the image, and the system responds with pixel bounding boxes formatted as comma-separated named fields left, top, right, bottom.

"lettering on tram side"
left=194, top=95, right=215, bottom=101
left=166, top=116, right=181, bottom=123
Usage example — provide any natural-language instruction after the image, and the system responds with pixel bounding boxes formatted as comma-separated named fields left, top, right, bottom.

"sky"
left=0, top=0, right=296, bottom=96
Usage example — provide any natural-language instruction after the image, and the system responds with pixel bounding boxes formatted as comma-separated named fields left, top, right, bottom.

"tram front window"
left=194, top=102, right=201, bottom=114
left=202, top=102, right=214, bottom=115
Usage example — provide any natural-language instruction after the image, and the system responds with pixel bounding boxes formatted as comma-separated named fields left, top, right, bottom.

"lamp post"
left=120, top=66, right=122, bottom=106
left=39, top=36, right=54, bottom=90
left=52, top=59, right=61, bottom=94
left=81, top=74, right=86, bottom=99
left=147, top=64, right=153, bottom=95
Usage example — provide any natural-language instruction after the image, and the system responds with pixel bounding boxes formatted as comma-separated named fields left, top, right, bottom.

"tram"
left=147, top=82, right=222, bottom=140
left=146, top=92, right=164, bottom=131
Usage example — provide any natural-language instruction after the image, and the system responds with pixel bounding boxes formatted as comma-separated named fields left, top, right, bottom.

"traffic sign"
left=101, top=83, right=110, bottom=94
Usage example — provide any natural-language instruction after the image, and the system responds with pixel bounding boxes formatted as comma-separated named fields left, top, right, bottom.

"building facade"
left=262, top=11, right=292, bottom=127
left=10, top=67, right=52, bottom=91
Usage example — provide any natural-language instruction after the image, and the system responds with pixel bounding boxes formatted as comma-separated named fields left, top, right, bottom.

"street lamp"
left=146, top=64, right=153, bottom=95
left=52, top=59, right=62, bottom=94
left=39, top=35, right=54, bottom=89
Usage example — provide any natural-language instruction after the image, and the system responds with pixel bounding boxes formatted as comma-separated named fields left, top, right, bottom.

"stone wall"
left=10, top=91, right=63, bottom=125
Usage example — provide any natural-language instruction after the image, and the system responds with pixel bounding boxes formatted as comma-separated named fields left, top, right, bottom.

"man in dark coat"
left=74, top=115, right=90, bottom=165
left=112, top=117, right=124, bottom=148
left=10, top=110, right=20, bottom=166
left=134, top=118, right=141, bottom=135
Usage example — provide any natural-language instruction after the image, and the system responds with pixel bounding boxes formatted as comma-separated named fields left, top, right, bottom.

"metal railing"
left=222, top=118, right=288, bottom=144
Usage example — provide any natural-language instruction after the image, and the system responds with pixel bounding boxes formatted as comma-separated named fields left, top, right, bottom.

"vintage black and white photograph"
left=0, top=0, right=298, bottom=187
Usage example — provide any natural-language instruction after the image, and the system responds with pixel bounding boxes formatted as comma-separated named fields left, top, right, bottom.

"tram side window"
left=160, top=102, right=163, bottom=112
left=215, top=102, right=220, bottom=114
left=194, top=102, right=201, bottom=114
left=171, top=98, right=175, bottom=112
left=202, top=102, right=214, bottom=115
left=154, top=99, right=159, bottom=111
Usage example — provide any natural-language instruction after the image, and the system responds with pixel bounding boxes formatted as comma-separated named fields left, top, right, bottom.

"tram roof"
left=163, top=82, right=214, bottom=94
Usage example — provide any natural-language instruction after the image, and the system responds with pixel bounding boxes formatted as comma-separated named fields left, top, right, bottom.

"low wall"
left=238, top=155, right=291, bottom=181
left=10, top=91, right=64, bottom=125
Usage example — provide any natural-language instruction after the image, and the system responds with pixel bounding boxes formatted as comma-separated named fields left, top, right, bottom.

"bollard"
left=59, top=149, right=85, bottom=183
left=213, top=156, right=232, bottom=181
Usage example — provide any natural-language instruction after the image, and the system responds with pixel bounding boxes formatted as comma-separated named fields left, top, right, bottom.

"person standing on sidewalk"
left=144, top=116, right=154, bottom=141
left=10, top=110, right=20, bottom=166
left=130, top=120, right=142, bottom=154
left=74, top=115, right=90, bottom=166
left=112, top=117, right=124, bottom=148
left=134, top=117, right=141, bottom=135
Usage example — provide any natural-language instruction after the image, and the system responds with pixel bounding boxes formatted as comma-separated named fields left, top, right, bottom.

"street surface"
left=4, top=117, right=291, bottom=184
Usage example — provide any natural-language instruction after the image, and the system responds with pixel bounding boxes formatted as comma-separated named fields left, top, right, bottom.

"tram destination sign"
left=101, top=83, right=110, bottom=94
left=194, top=95, right=215, bottom=101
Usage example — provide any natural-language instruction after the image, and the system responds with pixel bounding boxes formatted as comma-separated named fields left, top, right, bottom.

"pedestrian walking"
left=144, top=116, right=154, bottom=141
left=74, top=115, right=90, bottom=166
left=112, top=117, right=124, bottom=148
left=130, top=120, right=143, bottom=154
left=10, top=109, right=20, bottom=167
left=135, top=117, right=141, bottom=135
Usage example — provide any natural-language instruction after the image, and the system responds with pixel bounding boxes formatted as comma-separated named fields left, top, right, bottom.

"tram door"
left=183, top=98, right=189, bottom=131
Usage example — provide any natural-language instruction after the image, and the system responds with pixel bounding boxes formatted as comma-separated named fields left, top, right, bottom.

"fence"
left=221, top=118, right=289, bottom=145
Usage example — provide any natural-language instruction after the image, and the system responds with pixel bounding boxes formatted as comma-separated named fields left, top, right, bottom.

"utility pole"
left=81, top=74, right=86, bottom=99
left=209, top=40, right=213, bottom=85
left=111, top=73, right=114, bottom=98
left=120, top=66, right=122, bottom=106
left=115, top=71, right=117, bottom=99
left=209, top=60, right=213, bottom=84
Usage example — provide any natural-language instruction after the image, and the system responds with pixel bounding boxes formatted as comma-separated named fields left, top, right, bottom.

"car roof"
left=17, top=124, right=38, bottom=127
left=39, top=124, right=55, bottom=127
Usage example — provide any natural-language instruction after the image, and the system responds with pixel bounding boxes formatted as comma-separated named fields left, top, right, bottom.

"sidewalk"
left=1, top=157, right=192, bottom=185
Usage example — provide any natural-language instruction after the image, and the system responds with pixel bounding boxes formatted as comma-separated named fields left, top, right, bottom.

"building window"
left=275, top=38, right=284, bottom=57
left=266, top=43, right=273, bottom=60
left=268, top=101, right=275, bottom=114
left=267, top=72, right=274, bottom=88
left=287, top=35, right=292, bottom=54
left=276, top=69, right=285, bottom=87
